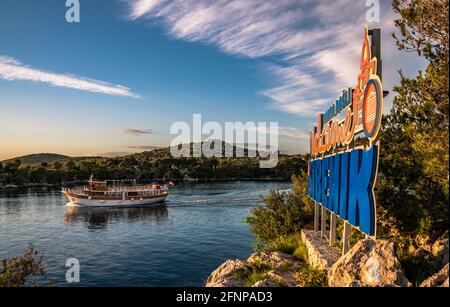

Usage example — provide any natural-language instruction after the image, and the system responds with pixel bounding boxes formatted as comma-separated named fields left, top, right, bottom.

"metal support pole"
left=314, top=201, right=320, bottom=231
left=342, top=221, right=351, bottom=256
left=329, top=212, right=336, bottom=246
left=321, top=206, right=326, bottom=239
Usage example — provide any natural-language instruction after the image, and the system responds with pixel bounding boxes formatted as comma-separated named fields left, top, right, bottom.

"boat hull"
left=66, top=195, right=167, bottom=207
left=64, top=193, right=168, bottom=207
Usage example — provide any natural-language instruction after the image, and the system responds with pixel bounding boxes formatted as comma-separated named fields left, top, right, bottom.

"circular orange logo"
left=362, top=78, right=382, bottom=141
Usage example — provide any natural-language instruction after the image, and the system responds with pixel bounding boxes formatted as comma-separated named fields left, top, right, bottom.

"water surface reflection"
left=1, top=181, right=291, bottom=286
left=63, top=204, right=169, bottom=229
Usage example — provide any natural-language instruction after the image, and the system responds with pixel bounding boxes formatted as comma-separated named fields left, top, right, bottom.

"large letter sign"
left=308, top=26, right=383, bottom=237
left=347, top=145, right=379, bottom=235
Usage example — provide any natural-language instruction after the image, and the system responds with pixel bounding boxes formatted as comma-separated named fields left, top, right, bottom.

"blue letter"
left=314, top=159, right=322, bottom=203
left=339, top=152, right=350, bottom=220
left=308, top=161, right=314, bottom=198
left=347, top=146, right=378, bottom=235
left=328, top=154, right=340, bottom=213
left=321, top=158, right=330, bottom=208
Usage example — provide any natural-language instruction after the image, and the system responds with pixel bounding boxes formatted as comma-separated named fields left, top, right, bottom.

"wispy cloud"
left=0, top=55, right=139, bottom=98
left=244, top=125, right=309, bottom=154
left=125, top=0, right=423, bottom=117
left=123, top=128, right=153, bottom=136
left=248, top=126, right=309, bottom=140
left=129, top=0, right=164, bottom=20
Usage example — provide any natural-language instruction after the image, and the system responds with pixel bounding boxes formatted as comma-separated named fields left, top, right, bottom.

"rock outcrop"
left=206, top=235, right=445, bottom=287
left=205, top=259, right=246, bottom=287
left=328, top=239, right=410, bottom=287
left=420, top=263, right=449, bottom=287
left=205, top=251, right=304, bottom=287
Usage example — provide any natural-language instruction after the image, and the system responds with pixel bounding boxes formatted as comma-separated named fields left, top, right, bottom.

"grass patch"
left=292, top=242, right=308, bottom=262
left=244, top=271, right=268, bottom=287
left=278, top=260, right=293, bottom=272
left=294, top=265, right=328, bottom=287
left=265, top=234, right=303, bottom=254
left=232, top=257, right=272, bottom=287
left=264, top=234, right=309, bottom=262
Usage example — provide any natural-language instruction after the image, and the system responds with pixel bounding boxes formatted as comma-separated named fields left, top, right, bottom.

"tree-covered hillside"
left=0, top=143, right=307, bottom=186
left=1, top=153, right=70, bottom=165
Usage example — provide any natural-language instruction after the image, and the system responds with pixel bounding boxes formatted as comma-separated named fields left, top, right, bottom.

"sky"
left=0, top=0, right=426, bottom=160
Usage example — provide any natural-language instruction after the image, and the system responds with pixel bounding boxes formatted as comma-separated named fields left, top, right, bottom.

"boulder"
left=328, top=239, right=410, bottom=287
left=247, top=251, right=295, bottom=269
left=205, top=251, right=304, bottom=287
left=205, top=259, right=246, bottom=287
left=420, top=263, right=449, bottom=287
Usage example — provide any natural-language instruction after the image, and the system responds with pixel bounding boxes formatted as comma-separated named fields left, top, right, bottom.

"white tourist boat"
left=62, top=176, right=170, bottom=207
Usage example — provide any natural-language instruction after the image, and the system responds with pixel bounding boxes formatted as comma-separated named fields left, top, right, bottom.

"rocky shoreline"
left=205, top=251, right=308, bottom=287
left=205, top=234, right=449, bottom=287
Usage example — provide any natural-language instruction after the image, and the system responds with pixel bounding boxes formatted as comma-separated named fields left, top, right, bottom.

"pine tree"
left=377, top=0, right=449, bottom=282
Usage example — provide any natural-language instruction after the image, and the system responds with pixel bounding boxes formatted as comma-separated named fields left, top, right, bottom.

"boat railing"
left=108, top=185, right=168, bottom=192
left=63, top=185, right=168, bottom=194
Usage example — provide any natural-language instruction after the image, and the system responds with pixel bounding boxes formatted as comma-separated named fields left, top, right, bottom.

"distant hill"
left=1, top=153, right=70, bottom=164
left=94, top=152, right=134, bottom=158
left=1, top=142, right=296, bottom=166
left=0, top=143, right=307, bottom=187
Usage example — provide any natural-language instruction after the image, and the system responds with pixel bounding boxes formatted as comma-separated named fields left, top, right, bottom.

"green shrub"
left=334, top=219, right=365, bottom=249
left=0, top=245, right=45, bottom=287
left=396, top=242, right=439, bottom=286
left=294, top=266, right=328, bottom=287
left=246, top=172, right=314, bottom=244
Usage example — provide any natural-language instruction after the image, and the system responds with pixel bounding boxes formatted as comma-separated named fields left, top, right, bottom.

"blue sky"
left=0, top=0, right=425, bottom=160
